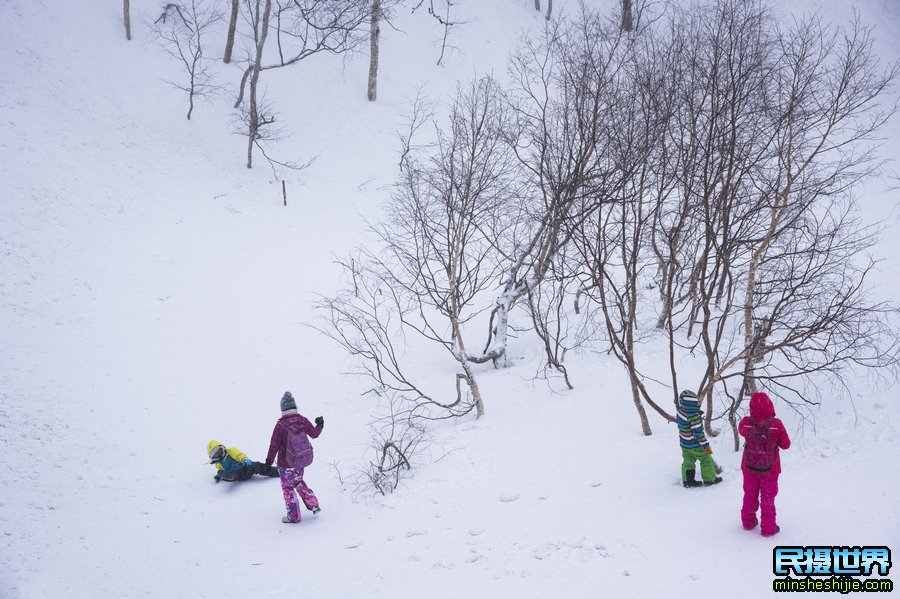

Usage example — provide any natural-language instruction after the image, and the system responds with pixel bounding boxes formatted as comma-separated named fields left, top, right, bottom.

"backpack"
left=284, top=421, right=314, bottom=469
left=744, top=417, right=776, bottom=472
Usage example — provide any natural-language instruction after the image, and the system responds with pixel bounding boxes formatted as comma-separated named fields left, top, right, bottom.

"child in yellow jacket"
left=207, top=440, right=278, bottom=482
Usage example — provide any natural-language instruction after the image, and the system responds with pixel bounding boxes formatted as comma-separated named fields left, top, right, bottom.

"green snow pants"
left=681, top=447, right=717, bottom=483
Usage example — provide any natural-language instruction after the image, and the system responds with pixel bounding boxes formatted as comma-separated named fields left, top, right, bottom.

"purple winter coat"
left=266, top=412, right=322, bottom=468
left=739, top=392, right=790, bottom=476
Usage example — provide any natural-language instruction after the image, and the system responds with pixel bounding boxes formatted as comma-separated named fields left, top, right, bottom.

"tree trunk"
left=534, top=0, right=540, bottom=11
left=461, top=361, right=485, bottom=418
left=247, top=0, right=272, bottom=169
left=224, top=0, right=239, bottom=63
left=629, top=371, right=652, bottom=436
left=621, top=0, right=633, bottom=32
left=124, top=0, right=132, bottom=40
left=545, top=0, right=553, bottom=20
left=367, top=0, right=381, bottom=101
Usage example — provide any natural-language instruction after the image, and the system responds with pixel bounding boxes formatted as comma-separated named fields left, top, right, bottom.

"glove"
left=214, top=473, right=221, bottom=483
left=705, top=446, right=713, bottom=455
left=315, top=416, right=324, bottom=428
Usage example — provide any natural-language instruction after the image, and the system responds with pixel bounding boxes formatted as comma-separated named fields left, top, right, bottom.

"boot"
left=252, top=462, right=280, bottom=477
left=703, top=476, right=723, bottom=486
left=683, top=469, right=703, bottom=488
left=762, top=525, right=781, bottom=537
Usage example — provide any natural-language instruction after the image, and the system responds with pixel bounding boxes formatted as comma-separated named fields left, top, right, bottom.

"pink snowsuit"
left=739, top=392, right=790, bottom=536
left=266, top=411, right=322, bottom=522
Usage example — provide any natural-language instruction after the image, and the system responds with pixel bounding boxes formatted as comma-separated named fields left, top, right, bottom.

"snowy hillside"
left=2, top=0, right=899, bottom=597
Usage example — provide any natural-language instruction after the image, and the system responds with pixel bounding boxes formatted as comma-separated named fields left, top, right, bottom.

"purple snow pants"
left=279, top=467, right=319, bottom=522
left=741, top=470, right=779, bottom=535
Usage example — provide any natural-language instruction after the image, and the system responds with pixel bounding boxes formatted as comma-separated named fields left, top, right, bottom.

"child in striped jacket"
left=676, top=389, right=722, bottom=488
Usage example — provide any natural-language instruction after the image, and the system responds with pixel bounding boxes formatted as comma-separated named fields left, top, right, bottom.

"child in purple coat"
left=265, top=391, right=324, bottom=524
left=739, top=391, right=791, bottom=536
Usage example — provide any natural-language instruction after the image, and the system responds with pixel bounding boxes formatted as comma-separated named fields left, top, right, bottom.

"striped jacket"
left=676, top=394, right=709, bottom=449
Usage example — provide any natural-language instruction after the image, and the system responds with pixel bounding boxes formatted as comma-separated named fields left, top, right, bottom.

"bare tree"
left=235, top=0, right=368, bottom=107
left=243, top=0, right=272, bottom=168
left=412, top=0, right=463, bottom=66
left=361, top=393, right=427, bottom=495
left=366, top=0, right=402, bottom=102
left=319, top=78, right=517, bottom=421
left=317, top=258, right=484, bottom=421
left=430, top=0, right=459, bottom=66
left=124, top=0, right=132, bottom=40
left=470, top=10, right=632, bottom=369
left=224, top=0, right=239, bottom=63
left=568, top=17, right=685, bottom=434
left=231, top=0, right=367, bottom=168
left=525, top=245, right=586, bottom=390
left=717, top=12, right=900, bottom=445
left=644, top=0, right=899, bottom=442
left=621, top=0, right=632, bottom=32
left=320, top=0, right=899, bottom=459
left=368, top=0, right=382, bottom=101
left=150, top=1, right=223, bottom=120
left=663, top=0, right=776, bottom=434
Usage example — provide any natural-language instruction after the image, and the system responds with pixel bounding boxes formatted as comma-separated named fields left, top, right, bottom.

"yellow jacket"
left=207, top=439, right=251, bottom=472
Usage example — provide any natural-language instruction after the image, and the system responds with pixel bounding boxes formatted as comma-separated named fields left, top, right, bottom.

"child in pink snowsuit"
left=265, top=391, right=324, bottom=524
left=739, top=391, right=790, bottom=537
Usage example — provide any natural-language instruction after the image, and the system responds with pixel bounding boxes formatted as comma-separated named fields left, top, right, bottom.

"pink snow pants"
left=741, top=470, right=779, bottom=535
left=279, top=467, right=319, bottom=522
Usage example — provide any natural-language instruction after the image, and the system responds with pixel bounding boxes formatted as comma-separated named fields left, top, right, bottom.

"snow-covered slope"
left=2, top=0, right=898, bottom=597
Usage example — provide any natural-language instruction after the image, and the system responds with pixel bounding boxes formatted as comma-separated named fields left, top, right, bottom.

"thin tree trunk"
left=545, top=0, right=553, bottom=20
left=534, top=0, right=540, bottom=11
left=629, top=371, right=652, bottom=436
left=367, top=0, right=381, bottom=102
left=224, top=0, right=239, bottom=63
left=621, top=0, right=633, bottom=32
left=461, top=361, right=485, bottom=418
left=436, top=1, right=451, bottom=66
left=124, top=0, right=132, bottom=40
left=247, top=0, right=272, bottom=169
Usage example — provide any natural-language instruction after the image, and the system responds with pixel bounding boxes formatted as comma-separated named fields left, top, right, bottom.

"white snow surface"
left=2, top=0, right=899, bottom=597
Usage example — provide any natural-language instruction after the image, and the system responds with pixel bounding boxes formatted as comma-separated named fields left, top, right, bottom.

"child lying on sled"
left=207, top=439, right=279, bottom=482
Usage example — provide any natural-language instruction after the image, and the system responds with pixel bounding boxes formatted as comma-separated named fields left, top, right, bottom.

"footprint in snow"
left=406, top=530, right=427, bottom=538
left=500, top=493, right=520, bottom=503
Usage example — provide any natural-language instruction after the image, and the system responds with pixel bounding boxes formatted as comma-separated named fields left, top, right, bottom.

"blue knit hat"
left=280, top=391, right=297, bottom=412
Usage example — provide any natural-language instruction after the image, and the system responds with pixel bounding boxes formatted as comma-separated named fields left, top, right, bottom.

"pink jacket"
left=739, top=392, right=790, bottom=475
left=266, top=412, right=322, bottom=468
